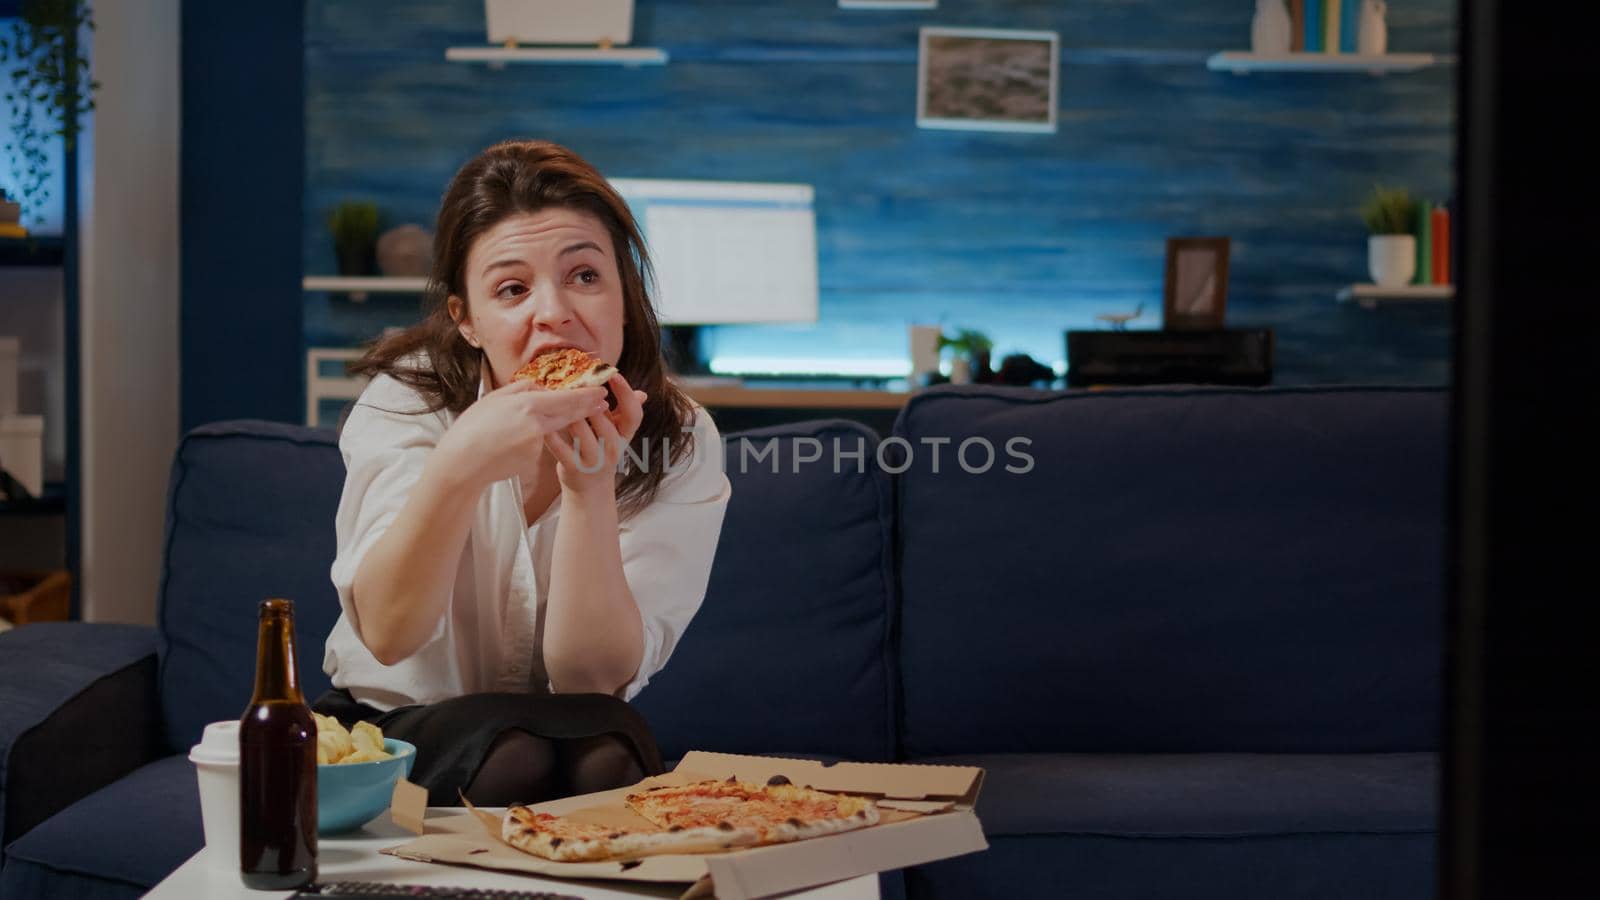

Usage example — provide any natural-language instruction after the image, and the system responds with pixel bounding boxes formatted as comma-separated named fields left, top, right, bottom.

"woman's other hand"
left=544, top=371, right=648, bottom=498
left=436, top=380, right=608, bottom=488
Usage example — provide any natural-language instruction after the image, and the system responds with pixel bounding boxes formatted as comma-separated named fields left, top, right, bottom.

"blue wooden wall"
left=305, top=0, right=1455, bottom=384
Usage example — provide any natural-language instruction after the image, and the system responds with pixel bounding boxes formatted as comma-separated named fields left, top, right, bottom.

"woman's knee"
left=559, top=733, right=647, bottom=796
left=463, top=729, right=560, bottom=806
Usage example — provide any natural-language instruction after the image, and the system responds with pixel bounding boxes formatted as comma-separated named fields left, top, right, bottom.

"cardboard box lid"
left=671, top=752, right=984, bottom=806
left=382, top=751, right=987, bottom=900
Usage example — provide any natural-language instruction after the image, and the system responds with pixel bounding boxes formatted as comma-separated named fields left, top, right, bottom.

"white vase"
left=1368, top=235, right=1416, bottom=287
left=1252, top=0, right=1294, bottom=55
left=949, top=357, right=972, bottom=385
left=1358, top=0, right=1388, bottom=55
left=908, top=324, right=941, bottom=382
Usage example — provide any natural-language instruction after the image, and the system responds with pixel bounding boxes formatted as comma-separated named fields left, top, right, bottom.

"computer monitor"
left=608, top=178, right=819, bottom=373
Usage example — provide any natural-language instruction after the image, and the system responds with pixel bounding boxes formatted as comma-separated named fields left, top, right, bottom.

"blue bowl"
left=317, top=738, right=417, bottom=834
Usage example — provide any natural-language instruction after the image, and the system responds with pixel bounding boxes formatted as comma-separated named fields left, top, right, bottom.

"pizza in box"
left=503, top=776, right=880, bottom=863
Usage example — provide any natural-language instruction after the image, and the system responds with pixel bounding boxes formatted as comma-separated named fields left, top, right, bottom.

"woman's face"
left=449, top=208, right=626, bottom=387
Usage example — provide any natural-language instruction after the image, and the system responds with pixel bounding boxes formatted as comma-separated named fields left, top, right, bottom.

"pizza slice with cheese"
left=625, top=777, right=879, bottom=843
left=500, top=777, right=881, bottom=863
left=511, top=347, right=617, bottom=390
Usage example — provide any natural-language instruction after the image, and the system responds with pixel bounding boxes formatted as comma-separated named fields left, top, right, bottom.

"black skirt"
left=313, top=688, right=665, bottom=806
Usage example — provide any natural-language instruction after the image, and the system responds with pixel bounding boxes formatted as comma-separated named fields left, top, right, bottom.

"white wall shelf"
left=303, top=275, right=428, bottom=303
left=1337, top=283, right=1455, bottom=309
left=1208, top=52, right=1442, bottom=75
left=303, top=275, right=428, bottom=293
left=445, top=46, right=668, bottom=66
left=306, top=347, right=369, bottom=428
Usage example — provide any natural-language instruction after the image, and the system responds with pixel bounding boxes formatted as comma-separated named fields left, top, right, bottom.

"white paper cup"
left=189, top=720, right=241, bottom=869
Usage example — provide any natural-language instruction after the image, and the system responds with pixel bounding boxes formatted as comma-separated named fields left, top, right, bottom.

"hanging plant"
left=0, top=0, right=97, bottom=226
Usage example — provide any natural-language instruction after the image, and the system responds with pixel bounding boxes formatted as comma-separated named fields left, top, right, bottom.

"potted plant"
left=328, top=201, right=382, bottom=277
left=1361, top=185, right=1417, bottom=287
left=938, top=328, right=993, bottom=384
left=0, top=0, right=97, bottom=226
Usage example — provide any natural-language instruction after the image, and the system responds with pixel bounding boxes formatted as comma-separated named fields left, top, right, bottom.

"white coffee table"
left=143, top=809, right=879, bottom=899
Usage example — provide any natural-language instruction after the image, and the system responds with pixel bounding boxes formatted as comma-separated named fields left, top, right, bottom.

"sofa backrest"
left=633, top=420, right=898, bottom=762
left=158, top=417, right=899, bottom=763
left=158, top=421, right=344, bottom=753
left=894, top=385, right=1447, bottom=757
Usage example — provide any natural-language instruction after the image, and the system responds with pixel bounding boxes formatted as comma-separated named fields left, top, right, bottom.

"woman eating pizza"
left=316, top=139, right=732, bottom=806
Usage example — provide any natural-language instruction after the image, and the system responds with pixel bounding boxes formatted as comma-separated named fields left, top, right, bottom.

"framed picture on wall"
left=1163, top=237, right=1231, bottom=330
left=917, top=27, right=1059, bottom=133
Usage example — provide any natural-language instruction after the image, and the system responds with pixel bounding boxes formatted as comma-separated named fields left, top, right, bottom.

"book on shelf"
left=1340, top=0, right=1360, bottom=53
left=1414, top=200, right=1432, bottom=285
left=1304, top=0, right=1324, bottom=52
left=1447, top=198, right=1458, bottom=285
left=1325, top=0, right=1341, bottom=54
left=1290, top=0, right=1306, bottom=52
left=1431, top=204, right=1451, bottom=286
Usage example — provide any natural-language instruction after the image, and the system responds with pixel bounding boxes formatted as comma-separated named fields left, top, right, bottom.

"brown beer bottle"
left=239, top=598, right=318, bottom=889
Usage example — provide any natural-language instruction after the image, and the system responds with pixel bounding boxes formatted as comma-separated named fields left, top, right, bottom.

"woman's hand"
left=544, top=372, right=648, bottom=499
left=435, top=379, right=608, bottom=489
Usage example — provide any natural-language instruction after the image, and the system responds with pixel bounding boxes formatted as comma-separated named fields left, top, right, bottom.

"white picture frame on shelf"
left=484, top=0, right=634, bottom=46
left=840, top=1, right=937, bottom=9
left=917, top=27, right=1059, bottom=133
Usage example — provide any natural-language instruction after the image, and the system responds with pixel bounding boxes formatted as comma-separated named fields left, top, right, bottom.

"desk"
left=678, top=385, right=911, bottom=436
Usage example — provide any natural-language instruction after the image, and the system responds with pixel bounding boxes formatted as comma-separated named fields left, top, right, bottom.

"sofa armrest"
left=0, top=622, right=163, bottom=848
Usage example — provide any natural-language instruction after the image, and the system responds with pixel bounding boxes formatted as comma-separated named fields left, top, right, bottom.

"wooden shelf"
left=1337, top=283, right=1455, bottom=308
left=303, top=276, right=428, bottom=297
left=0, top=236, right=64, bottom=268
left=1208, top=51, right=1442, bottom=75
left=445, top=46, right=668, bottom=66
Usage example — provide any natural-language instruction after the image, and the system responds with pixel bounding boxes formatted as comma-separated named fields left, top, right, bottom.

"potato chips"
left=313, top=712, right=394, bottom=765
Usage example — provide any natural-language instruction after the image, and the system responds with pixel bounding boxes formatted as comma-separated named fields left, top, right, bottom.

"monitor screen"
left=609, top=178, right=819, bottom=326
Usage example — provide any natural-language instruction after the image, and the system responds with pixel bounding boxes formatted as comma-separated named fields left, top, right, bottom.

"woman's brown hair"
left=351, top=139, right=697, bottom=518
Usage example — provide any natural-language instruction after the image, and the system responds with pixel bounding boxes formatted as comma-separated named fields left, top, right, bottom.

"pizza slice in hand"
left=512, top=347, right=618, bottom=391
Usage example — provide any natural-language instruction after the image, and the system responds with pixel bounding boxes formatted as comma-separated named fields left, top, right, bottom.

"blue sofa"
left=0, top=385, right=1445, bottom=899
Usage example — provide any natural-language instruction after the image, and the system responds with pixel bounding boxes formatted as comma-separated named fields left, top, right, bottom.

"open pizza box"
left=381, top=751, right=987, bottom=900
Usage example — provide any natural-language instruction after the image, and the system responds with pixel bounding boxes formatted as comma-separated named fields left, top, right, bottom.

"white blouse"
left=322, top=370, right=732, bottom=711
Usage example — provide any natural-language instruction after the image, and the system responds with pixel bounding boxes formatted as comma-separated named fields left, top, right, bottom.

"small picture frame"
left=1163, top=237, right=1231, bottom=330
left=917, top=27, right=1059, bottom=133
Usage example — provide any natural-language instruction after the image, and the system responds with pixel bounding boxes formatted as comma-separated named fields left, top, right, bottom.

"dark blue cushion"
left=634, top=420, right=898, bottom=762
left=0, top=623, right=160, bottom=848
left=1, top=754, right=201, bottom=899
left=911, top=752, right=1436, bottom=837
left=895, top=386, right=1447, bottom=756
left=159, top=421, right=345, bottom=753
left=905, top=831, right=1435, bottom=900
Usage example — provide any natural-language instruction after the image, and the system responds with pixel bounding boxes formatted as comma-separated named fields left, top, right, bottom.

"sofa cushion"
left=894, top=386, right=1447, bottom=756
left=0, top=754, right=200, bottom=899
left=0, top=623, right=161, bottom=849
left=159, top=421, right=345, bottom=753
left=634, top=420, right=898, bottom=762
left=912, top=752, right=1436, bottom=838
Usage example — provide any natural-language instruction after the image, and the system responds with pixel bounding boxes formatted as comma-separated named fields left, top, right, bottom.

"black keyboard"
left=290, top=882, right=583, bottom=899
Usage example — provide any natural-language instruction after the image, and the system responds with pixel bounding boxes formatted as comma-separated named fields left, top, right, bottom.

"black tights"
left=462, top=729, right=647, bottom=806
